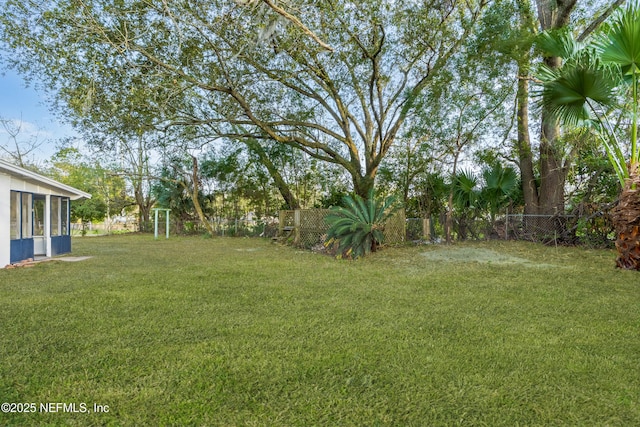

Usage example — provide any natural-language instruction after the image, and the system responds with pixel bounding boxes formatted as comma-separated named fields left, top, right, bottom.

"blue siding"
left=51, top=235, right=71, bottom=256
left=10, top=239, right=34, bottom=264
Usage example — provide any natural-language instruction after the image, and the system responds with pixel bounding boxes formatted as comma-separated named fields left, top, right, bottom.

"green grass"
left=1, top=235, right=639, bottom=426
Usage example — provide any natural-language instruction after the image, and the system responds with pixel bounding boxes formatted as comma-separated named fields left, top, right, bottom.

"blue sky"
left=0, top=67, right=77, bottom=162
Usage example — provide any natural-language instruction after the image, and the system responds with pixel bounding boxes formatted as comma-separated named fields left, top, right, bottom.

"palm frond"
left=598, top=3, right=640, bottom=75
left=536, top=2, right=640, bottom=189
left=537, top=28, right=583, bottom=59
left=452, top=170, right=478, bottom=209
left=540, top=61, right=618, bottom=127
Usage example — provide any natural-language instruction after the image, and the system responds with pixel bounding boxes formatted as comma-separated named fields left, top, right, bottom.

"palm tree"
left=481, top=164, right=519, bottom=224
left=450, top=170, right=479, bottom=240
left=538, top=2, right=640, bottom=269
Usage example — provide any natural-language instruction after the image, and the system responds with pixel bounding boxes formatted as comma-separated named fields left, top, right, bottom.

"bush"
left=324, top=190, right=398, bottom=259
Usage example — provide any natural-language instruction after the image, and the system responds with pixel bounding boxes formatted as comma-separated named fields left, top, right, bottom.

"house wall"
left=0, top=161, right=89, bottom=268
left=2, top=175, right=75, bottom=267
left=0, top=172, right=10, bottom=267
left=10, top=178, right=77, bottom=198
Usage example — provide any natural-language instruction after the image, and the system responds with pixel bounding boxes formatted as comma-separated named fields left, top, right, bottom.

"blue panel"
left=51, top=235, right=72, bottom=256
left=10, top=239, right=35, bottom=264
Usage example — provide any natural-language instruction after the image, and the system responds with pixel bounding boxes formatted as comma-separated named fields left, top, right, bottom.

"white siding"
left=0, top=173, right=11, bottom=267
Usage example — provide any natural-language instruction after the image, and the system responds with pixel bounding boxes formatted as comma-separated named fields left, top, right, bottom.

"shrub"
left=324, top=190, right=398, bottom=259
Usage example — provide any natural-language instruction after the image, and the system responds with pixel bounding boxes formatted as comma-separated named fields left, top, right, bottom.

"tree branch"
left=261, top=0, right=334, bottom=52
left=577, top=0, right=627, bottom=42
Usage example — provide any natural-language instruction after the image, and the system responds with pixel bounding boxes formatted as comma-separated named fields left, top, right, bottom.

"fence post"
left=154, top=209, right=158, bottom=239
left=294, top=210, right=301, bottom=245
left=505, top=213, right=509, bottom=240
left=152, top=208, right=171, bottom=239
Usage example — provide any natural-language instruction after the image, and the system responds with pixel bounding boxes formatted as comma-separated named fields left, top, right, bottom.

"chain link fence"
left=404, top=211, right=615, bottom=247
left=278, top=208, right=406, bottom=249
left=504, top=214, right=574, bottom=244
left=506, top=213, right=615, bottom=246
left=84, top=207, right=614, bottom=249
left=137, top=218, right=280, bottom=238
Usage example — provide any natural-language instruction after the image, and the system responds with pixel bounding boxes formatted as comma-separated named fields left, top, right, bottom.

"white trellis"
left=153, top=208, right=171, bottom=239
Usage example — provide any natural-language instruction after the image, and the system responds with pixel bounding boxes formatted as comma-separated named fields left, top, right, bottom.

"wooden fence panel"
left=297, top=209, right=332, bottom=248
left=278, top=208, right=406, bottom=248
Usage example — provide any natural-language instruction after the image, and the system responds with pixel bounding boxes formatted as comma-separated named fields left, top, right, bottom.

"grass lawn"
left=1, top=235, right=639, bottom=426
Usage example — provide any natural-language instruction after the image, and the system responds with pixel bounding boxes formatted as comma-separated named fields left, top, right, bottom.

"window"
left=61, top=198, right=69, bottom=235
left=9, top=192, right=33, bottom=239
left=51, top=196, right=60, bottom=236
left=21, top=193, right=32, bottom=238
left=33, top=196, right=45, bottom=236
left=10, top=191, right=20, bottom=239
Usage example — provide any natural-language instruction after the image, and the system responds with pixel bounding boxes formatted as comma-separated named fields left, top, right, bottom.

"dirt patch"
left=5, top=256, right=93, bottom=269
left=54, top=256, right=93, bottom=262
left=421, top=247, right=552, bottom=267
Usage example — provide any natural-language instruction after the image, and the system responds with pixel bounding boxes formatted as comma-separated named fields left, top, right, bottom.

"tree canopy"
left=0, top=0, right=632, bottom=249
left=1, top=0, right=488, bottom=198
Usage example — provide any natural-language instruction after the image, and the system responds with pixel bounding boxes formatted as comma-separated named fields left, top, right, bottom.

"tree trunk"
left=190, top=156, right=216, bottom=236
left=516, top=64, right=539, bottom=216
left=611, top=165, right=640, bottom=269
left=446, top=191, right=454, bottom=244
left=353, top=174, right=375, bottom=200
left=131, top=136, right=154, bottom=232
left=538, top=55, right=567, bottom=216
left=446, top=148, right=463, bottom=244
left=514, top=0, right=618, bottom=232
left=135, top=187, right=152, bottom=232
left=539, top=119, right=566, bottom=215
left=245, top=140, right=300, bottom=209
left=534, top=0, right=577, bottom=217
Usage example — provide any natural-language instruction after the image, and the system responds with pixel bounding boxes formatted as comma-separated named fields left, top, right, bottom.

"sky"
left=0, top=67, right=78, bottom=163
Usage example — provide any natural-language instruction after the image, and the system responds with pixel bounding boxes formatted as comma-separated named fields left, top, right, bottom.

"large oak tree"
left=1, top=0, right=487, bottom=199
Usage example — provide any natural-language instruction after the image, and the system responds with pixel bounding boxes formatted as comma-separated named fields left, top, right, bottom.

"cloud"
left=0, top=118, right=55, bottom=141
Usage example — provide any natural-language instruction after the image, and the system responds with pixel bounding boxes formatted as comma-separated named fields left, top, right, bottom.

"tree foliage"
left=0, top=0, right=488, bottom=199
left=538, top=2, right=640, bottom=268
left=537, top=3, right=640, bottom=186
left=480, top=163, right=519, bottom=219
left=49, top=146, right=130, bottom=225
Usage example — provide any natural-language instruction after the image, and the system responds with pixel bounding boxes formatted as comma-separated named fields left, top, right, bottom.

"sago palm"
left=324, top=189, right=398, bottom=259
left=538, top=2, right=640, bottom=269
